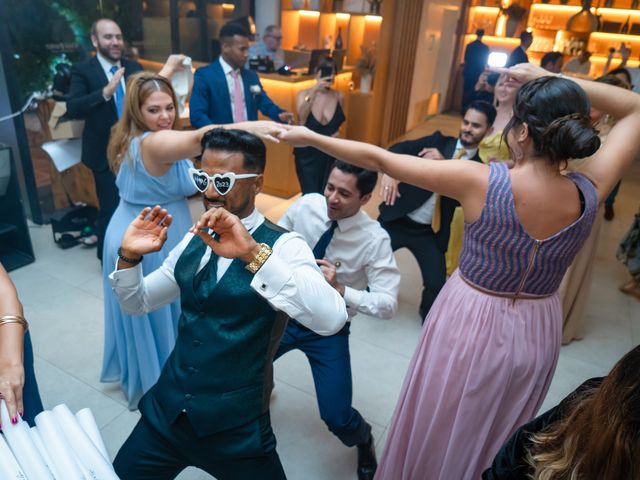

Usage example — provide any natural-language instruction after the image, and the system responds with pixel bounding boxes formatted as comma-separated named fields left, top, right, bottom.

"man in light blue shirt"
left=248, top=25, right=285, bottom=70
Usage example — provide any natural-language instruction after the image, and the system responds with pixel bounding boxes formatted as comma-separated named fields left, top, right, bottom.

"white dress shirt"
left=278, top=194, right=400, bottom=320
left=219, top=56, right=247, bottom=122
left=96, top=52, right=125, bottom=101
left=109, top=208, right=347, bottom=336
left=407, top=140, right=476, bottom=225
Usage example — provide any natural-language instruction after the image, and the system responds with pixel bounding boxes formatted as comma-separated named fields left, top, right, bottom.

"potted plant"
left=355, top=43, right=376, bottom=94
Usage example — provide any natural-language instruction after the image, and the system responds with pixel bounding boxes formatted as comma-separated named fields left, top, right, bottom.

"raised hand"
left=236, top=120, right=285, bottom=143
left=120, top=206, right=173, bottom=258
left=278, top=111, right=296, bottom=125
left=275, top=124, right=313, bottom=147
left=189, top=208, right=261, bottom=263
left=102, top=67, right=125, bottom=99
left=380, top=174, right=401, bottom=206
left=490, top=63, right=548, bottom=85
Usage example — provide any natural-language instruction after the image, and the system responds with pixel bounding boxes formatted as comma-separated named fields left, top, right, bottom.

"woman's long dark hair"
left=503, top=76, right=600, bottom=167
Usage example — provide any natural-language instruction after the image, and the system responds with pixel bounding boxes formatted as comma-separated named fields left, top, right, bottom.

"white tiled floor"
left=8, top=147, right=640, bottom=480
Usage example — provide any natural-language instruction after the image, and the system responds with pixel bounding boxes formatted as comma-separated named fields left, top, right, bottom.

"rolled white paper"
left=52, top=404, right=119, bottom=480
left=0, top=433, right=26, bottom=479
left=0, top=401, right=52, bottom=479
left=35, top=410, right=86, bottom=480
left=75, top=408, right=109, bottom=461
left=29, top=427, right=61, bottom=480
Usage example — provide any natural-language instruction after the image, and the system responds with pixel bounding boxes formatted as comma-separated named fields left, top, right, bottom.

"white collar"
left=219, top=56, right=239, bottom=76
left=96, top=52, right=120, bottom=72
left=455, top=139, right=477, bottom=159
left=240, top=208, right=264, bottom=233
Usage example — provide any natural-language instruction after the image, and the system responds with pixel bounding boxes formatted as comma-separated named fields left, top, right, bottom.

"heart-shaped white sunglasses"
left=188, top=168, right=259, bottom=196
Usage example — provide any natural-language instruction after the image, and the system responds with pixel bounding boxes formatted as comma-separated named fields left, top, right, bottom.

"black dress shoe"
left=357, top=435, right=377, bottom=480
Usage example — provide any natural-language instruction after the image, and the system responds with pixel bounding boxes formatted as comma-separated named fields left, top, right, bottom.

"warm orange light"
left=590, top=56, right=640, bottom=66
left=221, top=3, right=234, bottom=9
left=299, top=10, right=320, bottom=17
left=365, top=15, right=383, bottom=22
left=592, top=7, right=640, bottom=17
left=336, top=13, right=351, bottom=20
left=530, top=4, right=581, bottom=13
left=471, top=6, right=500, bottom=14
left=591, top=32, right=640, bottom=42
left=464, top=34, right=519, bottom=45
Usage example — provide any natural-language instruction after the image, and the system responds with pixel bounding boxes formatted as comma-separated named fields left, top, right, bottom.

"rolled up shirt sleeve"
left=251, top=232, right=347, bottom=336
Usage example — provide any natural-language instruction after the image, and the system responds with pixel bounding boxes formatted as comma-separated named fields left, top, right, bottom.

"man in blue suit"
left=190, top=23, right=294, bottom=128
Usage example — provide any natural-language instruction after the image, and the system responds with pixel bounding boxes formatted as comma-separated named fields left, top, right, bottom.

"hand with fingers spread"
left=316, top=259, right=345, bottom=296
left=190, top=208, right=261, bottom=263
left=380, top=174, right=401, bottom=206
left=102, top=66, right=125, bottom=99
left=119, top=206, right=173, bottom=263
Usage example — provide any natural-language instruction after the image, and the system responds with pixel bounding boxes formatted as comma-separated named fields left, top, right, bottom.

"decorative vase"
left=360, top=73, right=373, bottom=94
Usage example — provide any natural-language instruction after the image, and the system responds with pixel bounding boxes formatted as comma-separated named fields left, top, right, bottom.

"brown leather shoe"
left=357, top=434, right=377, bottom=480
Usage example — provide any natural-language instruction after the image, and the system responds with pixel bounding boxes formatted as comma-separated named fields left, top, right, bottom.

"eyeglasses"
left=188, top=168, right=259, bottom=196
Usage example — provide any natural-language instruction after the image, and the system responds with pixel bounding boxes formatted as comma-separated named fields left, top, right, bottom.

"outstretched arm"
left=140, top=120, right=282, bottom=176
left=496, top=63, right=640, bottom=201
left=277, top=126, right=488, bottom=205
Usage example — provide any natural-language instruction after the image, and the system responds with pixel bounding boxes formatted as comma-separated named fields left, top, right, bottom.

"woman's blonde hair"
left=528, top=345, right=640, bottom=480
left=107, top=72, right=179, bottom=172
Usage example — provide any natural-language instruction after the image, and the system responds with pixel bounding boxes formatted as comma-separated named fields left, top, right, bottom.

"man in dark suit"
left=66, top=18, right=143, bottom=261
left=378, top=101, right=496, bottom=320
left=462, top=29, right=490, bottom=111
left=189, top=22, right=294, bottom=128
left=506, top=31, right=533, bottom=67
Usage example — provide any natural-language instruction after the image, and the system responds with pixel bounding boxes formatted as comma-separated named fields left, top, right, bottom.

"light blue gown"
left=100, top=132, right=196, bottom=410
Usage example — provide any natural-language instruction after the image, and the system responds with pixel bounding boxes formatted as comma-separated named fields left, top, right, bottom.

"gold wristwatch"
left=245, top=243, right=273, bottom=274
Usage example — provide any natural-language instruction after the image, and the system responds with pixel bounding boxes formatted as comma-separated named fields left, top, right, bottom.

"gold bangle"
left=245, top=243, right=273, bottom=274
left=0, top=315, right=29, bottom=332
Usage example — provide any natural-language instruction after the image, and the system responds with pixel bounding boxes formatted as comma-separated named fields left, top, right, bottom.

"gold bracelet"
left=0, top=315, right=29, bottom=332
left=245, top=243, right=273, bottom=274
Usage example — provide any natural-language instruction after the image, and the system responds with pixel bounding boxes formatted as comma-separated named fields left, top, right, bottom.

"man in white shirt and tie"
left=109, top=128, right=347, bottom=479
left=277, top=161, right=401, bottom=480
left=189, top=22, right=294, bottom=128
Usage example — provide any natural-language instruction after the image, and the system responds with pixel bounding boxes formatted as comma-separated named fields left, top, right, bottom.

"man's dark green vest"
left=138, top=220, right=289, bottom=437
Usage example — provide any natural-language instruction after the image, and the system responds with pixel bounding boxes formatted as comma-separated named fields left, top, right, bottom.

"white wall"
left=254, top=0, right=280, bottom=41
left=405, top=0, right=463, bottom=131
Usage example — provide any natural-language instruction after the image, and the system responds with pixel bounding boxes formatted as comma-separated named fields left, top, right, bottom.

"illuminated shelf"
left=470, top=6, right=500, bottom=14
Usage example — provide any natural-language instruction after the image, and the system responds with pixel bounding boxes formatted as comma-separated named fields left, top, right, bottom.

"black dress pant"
left=294, top=148, right=334, bottom=195
left=113, top=412, right=286, bottom=480
left=91, top=168, right=119, bottom=262
left=380, top=217, right=446, bottom=321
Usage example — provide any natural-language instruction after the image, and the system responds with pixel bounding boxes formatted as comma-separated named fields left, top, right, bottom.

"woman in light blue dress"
left=101, top=71, right=281, bottom=409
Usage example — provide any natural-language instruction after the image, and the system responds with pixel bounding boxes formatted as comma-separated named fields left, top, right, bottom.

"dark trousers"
left=380, top=217, right=446, bottom=320
left=91, top=168, right=119, bottom=262
left=294, top=149, right=334, bottom=195
left=113, top=412, right=285, bottom=480
left=275, top=321, right=371, bottom=447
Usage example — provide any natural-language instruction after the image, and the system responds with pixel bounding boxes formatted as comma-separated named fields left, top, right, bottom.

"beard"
left=97, top=42, right=122, bottom=63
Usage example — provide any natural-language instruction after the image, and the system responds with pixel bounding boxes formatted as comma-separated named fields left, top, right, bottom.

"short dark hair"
left=596, top=73, right=631, bottom=90
left=200, top=128, right=266, bottom=173
left=520, top=31, right=533, bottom=42
left=464, top=100, right=496, bottom=127
left=476, top=29, right=485, bottom=37
left=541, top=51, right=563, bottom=69
left=219, top=22, right=250, bottom=44
left=608, top=67, right=632, bottom=86
left=330, top=161, right=377, bottom=196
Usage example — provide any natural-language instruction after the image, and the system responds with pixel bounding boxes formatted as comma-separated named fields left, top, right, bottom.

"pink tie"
left=230, top=70, right=246, bottom=122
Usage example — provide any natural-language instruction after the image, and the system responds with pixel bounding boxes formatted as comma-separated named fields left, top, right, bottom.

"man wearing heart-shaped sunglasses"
left=109, top=128, right=347, bottom=479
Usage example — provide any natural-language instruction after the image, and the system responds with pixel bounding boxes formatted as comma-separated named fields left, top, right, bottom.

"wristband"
left=118, top=247, right=143, bottom=265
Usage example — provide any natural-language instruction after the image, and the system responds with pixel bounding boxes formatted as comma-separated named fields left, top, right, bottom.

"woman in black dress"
left=294, top=57, right=346, bottom=194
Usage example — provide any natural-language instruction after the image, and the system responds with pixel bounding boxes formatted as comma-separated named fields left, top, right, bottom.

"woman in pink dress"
left=278, top=63, right=640, bottom=479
